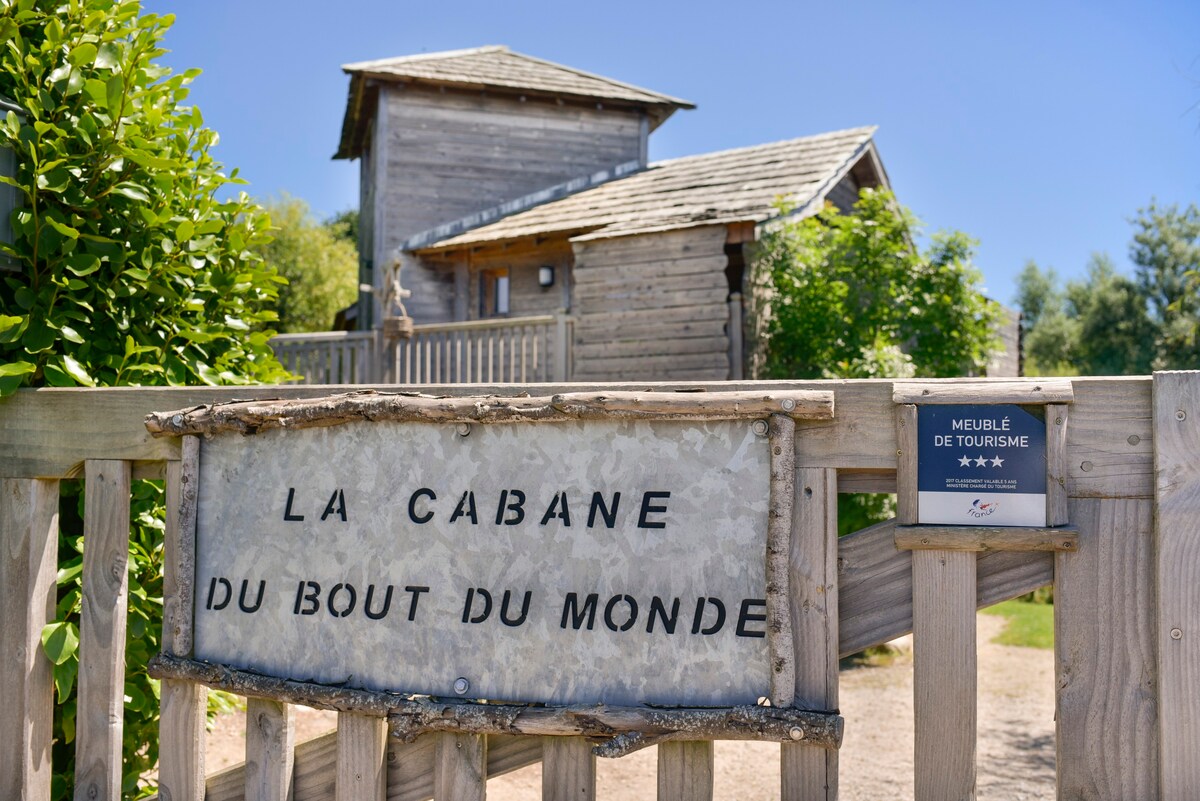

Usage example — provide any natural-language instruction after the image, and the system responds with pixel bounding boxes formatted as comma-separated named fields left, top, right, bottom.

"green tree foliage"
left=1015, top=261, right=1079, bottom=376
left=0, top=2, right=286, bottom=795
left=1067, top=255, right=1154, bottom=376
left=256, top=195, right=357, bottom=332
left=327, top=207, right=358, bottom=246
left=1131, top=201, right=1200, bottom=368
left=752, top=188, right=1001, bottom=381
left=1017, top=203, right=1198, bottom=375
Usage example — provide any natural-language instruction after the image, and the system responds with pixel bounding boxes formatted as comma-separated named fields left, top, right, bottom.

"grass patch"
left=982, top=600, right=1054, bottom=650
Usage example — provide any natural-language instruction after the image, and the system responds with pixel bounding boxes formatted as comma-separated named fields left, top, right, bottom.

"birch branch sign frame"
left=145, top=389, right=844, bottom=755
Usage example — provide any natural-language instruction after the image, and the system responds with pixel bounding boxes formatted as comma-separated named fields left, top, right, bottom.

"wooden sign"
left=917, top=404, right=1047, bottom=526
left=197, top=416, right=775, bottom=706
left=144, top=389, right=846, bottom=752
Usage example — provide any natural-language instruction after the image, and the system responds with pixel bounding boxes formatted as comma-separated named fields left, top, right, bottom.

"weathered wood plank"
left=657, top=741, right=714, bottom=801
left=894, top=525, right=1079, bottom=552
left=574, top=337, right=730, bottom=360
left=336, top=712, right=387, bottom=801
left=893, top=378, right=1074, bottom=404
left=158, top=450, right=207, bottom=801
left=245, top=698, right=294, bottom=801
left=149, top=654, right=842, bottom=751
left=1153, top=371, right=1199, bottom=800
left=542, top=737, right=595, bottom=801
left=74, top=460, right=131, bottom=801
left=1047, top=404, right=1069, bottom=526
left=781, top=467, right=838, bottom=801
left=896, top=404, right=917, bottom=525
left=574, top=303, right=728, bottom=328
left=1055, top=498, right=1157, bottom=800
left=0, top=379, right=1152, bottom=501
left=912, top=549, right=977, bottom=801
left=145, top=389, right=835, bottom=436
left=0, top=478, right=58, bottom=801
left=159, top=680, right=206, bottom=801
left=434, top=733, right=485, bottom=801
left=767, top=415, right=797, bottom=709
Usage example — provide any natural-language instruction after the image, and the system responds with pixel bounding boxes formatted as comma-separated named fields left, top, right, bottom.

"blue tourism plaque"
left=917, top=404, right=1047, bottom=526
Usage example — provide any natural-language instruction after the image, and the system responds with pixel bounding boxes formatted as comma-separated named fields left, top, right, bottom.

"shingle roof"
left=343, top=46, right=694, bottom=109
left=410, top=126, right=880, bottom=252
left=335, top=46, right=693, bottom=159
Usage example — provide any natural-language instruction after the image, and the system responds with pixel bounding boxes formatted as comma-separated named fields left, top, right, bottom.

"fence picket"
left=0, top=478, right=59, bottom=801
left=75, top=460, right=132, bottom=801
left=781, top=467, right=839, bottom=801
left=435, top=732, right=486, bottom=801
left=159, top=442, right=206, bottom=801
left=542, top=737, right=595, bottom=801
left=913, top=550, right=977, bottom=801
left=335, top=712, right=387, bottom=801
left=657, top=741, right=714, bottom=801
left=246, top=698, right=295, bottom=801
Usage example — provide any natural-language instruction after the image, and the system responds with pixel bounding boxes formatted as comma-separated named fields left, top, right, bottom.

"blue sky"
left=149, top=0, right=1200, bottom=305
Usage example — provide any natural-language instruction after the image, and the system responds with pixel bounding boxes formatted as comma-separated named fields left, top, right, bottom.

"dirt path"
left=206, top=614, right=1055, bottom=799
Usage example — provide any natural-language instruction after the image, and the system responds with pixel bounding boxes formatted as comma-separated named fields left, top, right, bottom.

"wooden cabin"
left=272, top=46, right=1017, bottom=384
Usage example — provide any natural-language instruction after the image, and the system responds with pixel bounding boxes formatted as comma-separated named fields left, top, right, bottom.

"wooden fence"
left=270, top=313, right=573, bottom=386
left=0, top=374, right=1192, bottom=800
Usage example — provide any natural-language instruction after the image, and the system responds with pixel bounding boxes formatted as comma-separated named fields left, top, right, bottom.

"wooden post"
left=542, top=737, right=595, bottom=801
left=913, top=550, right=977, bottom=801
left=0, top=478, right=59, bottom=801
left=781, top=467, right=838, bottom=801
left=896, top=404, right=918, bottom=525
left=336, top=712, right=387, bottom=801
left=246, top=698, right=295, bottom=801
left=657, top=741, right=714, bottom=801
left=1055, top=497, right=1157, bottom=799
left=434, top=732, right=486, bottom=801
left=1154, top=371, right=1200, bottom=799
left=898, top=403, right=977, bottom=800
left=159, top=438, right=207, bottom=801
left=554, top=308, right=569, bottom=381
left=1046, top=404, right=1069, bottom=526
left=728, top=292, right=744, bottom=380
left=75, top=459, right=132, bottom=801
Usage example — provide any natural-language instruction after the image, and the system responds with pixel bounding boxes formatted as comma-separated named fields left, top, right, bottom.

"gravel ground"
left=206, top=613, right=1056, bottom=799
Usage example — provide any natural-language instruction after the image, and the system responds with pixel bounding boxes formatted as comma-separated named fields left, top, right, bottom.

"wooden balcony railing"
left=270, top=313, right=572, bottom=385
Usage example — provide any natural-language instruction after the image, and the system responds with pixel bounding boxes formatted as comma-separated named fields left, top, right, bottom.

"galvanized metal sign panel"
left=917, top=403, right=1047, bottom=526
left=194, top=419, right=772, bottom=707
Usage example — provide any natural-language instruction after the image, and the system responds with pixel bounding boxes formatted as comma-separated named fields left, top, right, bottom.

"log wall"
left=571, top=226, right=733, bottom=381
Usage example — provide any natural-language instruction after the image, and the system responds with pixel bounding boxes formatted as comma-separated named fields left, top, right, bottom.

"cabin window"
left=480, top=267, right=510, bottom=317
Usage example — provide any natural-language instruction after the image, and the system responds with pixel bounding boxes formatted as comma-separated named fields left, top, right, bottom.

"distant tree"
left=256, top=196, right=358, bottom=332
left=1015, top=262, right=1078, bottom=376
left=1067, top=255, right=1154, bottom=376
left=1017, top=204, right=1200, bottom=375
left=327, top=207, right=359, bottom=246
left=752, top=188, right=1000, bottom=381
left=1130, top=201, right=1200, bottom=368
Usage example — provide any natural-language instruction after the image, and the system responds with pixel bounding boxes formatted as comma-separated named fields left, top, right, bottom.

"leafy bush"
left=751, top=189, right=1000, bottom=381
left=0, top=1, right=287, bottom=795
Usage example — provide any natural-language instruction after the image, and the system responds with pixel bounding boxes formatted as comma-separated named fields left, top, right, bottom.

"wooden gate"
left=0, top=374, right=1190, bottom=800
